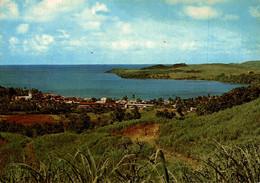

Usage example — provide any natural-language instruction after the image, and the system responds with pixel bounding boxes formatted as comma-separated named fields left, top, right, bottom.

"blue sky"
left=0, top=0, right=259, bottom=65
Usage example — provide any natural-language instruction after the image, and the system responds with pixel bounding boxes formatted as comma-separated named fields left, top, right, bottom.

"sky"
left=0, top=0, right=259, bottom=65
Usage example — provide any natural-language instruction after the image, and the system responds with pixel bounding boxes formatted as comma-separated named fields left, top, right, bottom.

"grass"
left=157, top=97, right=260, bottom=158
left=0, top=146, right=178, bottom=182
left=95, top=115, right=170, bottom=134
left=1, top=141, right=259, bottom=182
left=50, top=114, right=61, bottom=121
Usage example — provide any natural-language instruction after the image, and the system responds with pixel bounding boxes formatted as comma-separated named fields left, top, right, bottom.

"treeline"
left=0, top=120, right=64, bottom=137
left=140, top=63, right=187, bottom=70
left=215, top=73, right=260, bottom=84
left=196, top=85, right=260, bottom=115
left=0, top=99, right=76, bottom=115
left=163, top=85, right=259, bottom=117
left=0, top=112, right=93, bottom=136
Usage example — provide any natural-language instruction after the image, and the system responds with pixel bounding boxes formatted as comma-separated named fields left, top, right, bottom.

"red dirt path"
left=0, top=114, right=58, bottom=126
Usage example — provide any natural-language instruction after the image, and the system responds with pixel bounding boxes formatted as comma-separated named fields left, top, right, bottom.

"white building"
left=96, top=97, right=107, bottom=104
left=15, top=91, right=33, bottom=100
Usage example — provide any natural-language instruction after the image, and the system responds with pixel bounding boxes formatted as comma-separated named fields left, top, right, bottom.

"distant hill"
left=107, top=60, right=260, bottom=84
left=240, top=60, right=260, bottom=67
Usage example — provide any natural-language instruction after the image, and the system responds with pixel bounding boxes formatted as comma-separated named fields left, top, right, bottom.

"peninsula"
left=107, top=60, right=260, bottom=84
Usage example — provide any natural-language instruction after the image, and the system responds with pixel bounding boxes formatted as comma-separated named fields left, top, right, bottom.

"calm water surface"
left=0, top=65, right=246, bottom=100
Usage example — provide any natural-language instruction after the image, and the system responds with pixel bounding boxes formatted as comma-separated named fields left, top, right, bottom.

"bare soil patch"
left=113, top=123, right=199, bottom=165
left=121, top=123, right=160, bottom=143
left=0, top=114, right=58, bottom=126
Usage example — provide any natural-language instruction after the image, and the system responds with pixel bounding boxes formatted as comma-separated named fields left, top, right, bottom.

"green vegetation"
left=156, top=109, right=176, bottom=119
left=107, top=60, right=260, bottom=83
left=157, top=97, right=260, bottom=157
left=0, top=83, right=259, bottom=181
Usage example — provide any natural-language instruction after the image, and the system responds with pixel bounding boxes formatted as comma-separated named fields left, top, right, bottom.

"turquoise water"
left=0, top=65, right=246, bottom=100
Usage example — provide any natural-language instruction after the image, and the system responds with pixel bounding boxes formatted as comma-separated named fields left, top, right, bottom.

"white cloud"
left=184, top=6, right=219, bottom=19
left=61, top=37, right=88, bottom=47
left=249, top=6, right=260, bottom=18
left=9, top=34, right=54, bottom=54
left=117, top=22, right=132, bottom=35
left=0, top=0, right=19, bottom=20
left=9, top=37, right=19, bottom=44
left=0, top=35, right=2, bottom=39
left=17, top=24, right=29, bottom=34
left=110, top=40, right=157, bottom=50
left=166, top=0, right=227, bottom=4
left=79, top=21, right=101, bottom=31
left=27, top=34, right=54, bottom=53
left=35, top=34, right=54, bottom=45
left=24, top=0, right=84, bottom=22
left=76, top=3, right=109, bottom=31
left=57, top=29, right=70, bottom=39
left=181, top=41, right=197, bottom=50
left=91, top=2, right=109, bottom=14
left=111, top=40, right=133, bottom=50
left=223, top=14, right=239, bottom=21
left=9, top=37, right=20, bottom=53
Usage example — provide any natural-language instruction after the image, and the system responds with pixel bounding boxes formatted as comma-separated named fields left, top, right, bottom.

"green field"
left=107, top=60, right=260, bottom=83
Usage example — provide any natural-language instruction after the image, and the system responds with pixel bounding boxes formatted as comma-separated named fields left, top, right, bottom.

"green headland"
left=107, top=60, right=260, bottom=84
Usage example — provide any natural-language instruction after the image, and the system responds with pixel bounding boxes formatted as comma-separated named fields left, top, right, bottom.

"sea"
left=0, top=65, right=247, bottom=100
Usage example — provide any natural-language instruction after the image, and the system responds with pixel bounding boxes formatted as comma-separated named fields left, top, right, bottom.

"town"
left=14, top=90, right=156, bottom=109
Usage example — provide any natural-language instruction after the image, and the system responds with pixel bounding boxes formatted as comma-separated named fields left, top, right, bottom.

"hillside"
left=0, top=95, right=259, bottom=181
left=157, top=97, right=260, bottom=157
left=240, top=60, right=260, bottom=67
left=107, top=61, right=260, bottom=84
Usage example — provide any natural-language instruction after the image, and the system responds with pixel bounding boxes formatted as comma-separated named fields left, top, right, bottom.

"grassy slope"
left=157, top=97, right=260, bottom=159
left=107, top=60, right=260, bottom=81
left=0, top=97, right=259, bottom=181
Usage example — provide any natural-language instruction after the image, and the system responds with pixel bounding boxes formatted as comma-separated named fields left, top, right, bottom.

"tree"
left=132, top=106, right=141, bottom=119
left=177, top=106, right=184, bottom=117
left=157, top=98, right=164, bottom=105
left=136, top=98, right=142, bottom=103
left=91, top=97, right=97, bottom=102
left=122, top=95, right=128, bottom=101
left=111, top=107, right=125, bottom=122
left=168, top=97, right=173, bottom=105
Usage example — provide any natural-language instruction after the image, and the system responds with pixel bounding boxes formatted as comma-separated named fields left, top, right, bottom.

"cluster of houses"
left=14, top=91, right=197, bottom=112
left=14, top=92, right=155, bottom=109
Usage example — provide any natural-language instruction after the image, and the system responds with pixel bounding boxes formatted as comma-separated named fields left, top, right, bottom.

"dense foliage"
left=215, top=73, right=260, bottom=84
left=156, top=109, right=176, bottom=119
left=196, top=85, right=260, bottom=115
left=110, top=106, right=141, bottom=122
left=0, top=120, right=64, bottom=137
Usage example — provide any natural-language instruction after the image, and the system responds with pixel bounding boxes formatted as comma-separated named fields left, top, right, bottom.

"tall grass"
left=183, top=142, right=260, bottom=182
left=0, top=143, right=177, bottom=182
left=157, top=97, right=260, bottom=157
left=1, top=142, right=259, bottom=182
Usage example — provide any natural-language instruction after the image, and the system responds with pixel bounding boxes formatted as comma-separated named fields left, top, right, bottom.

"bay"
left=0, top=65, right=246, bottom=100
